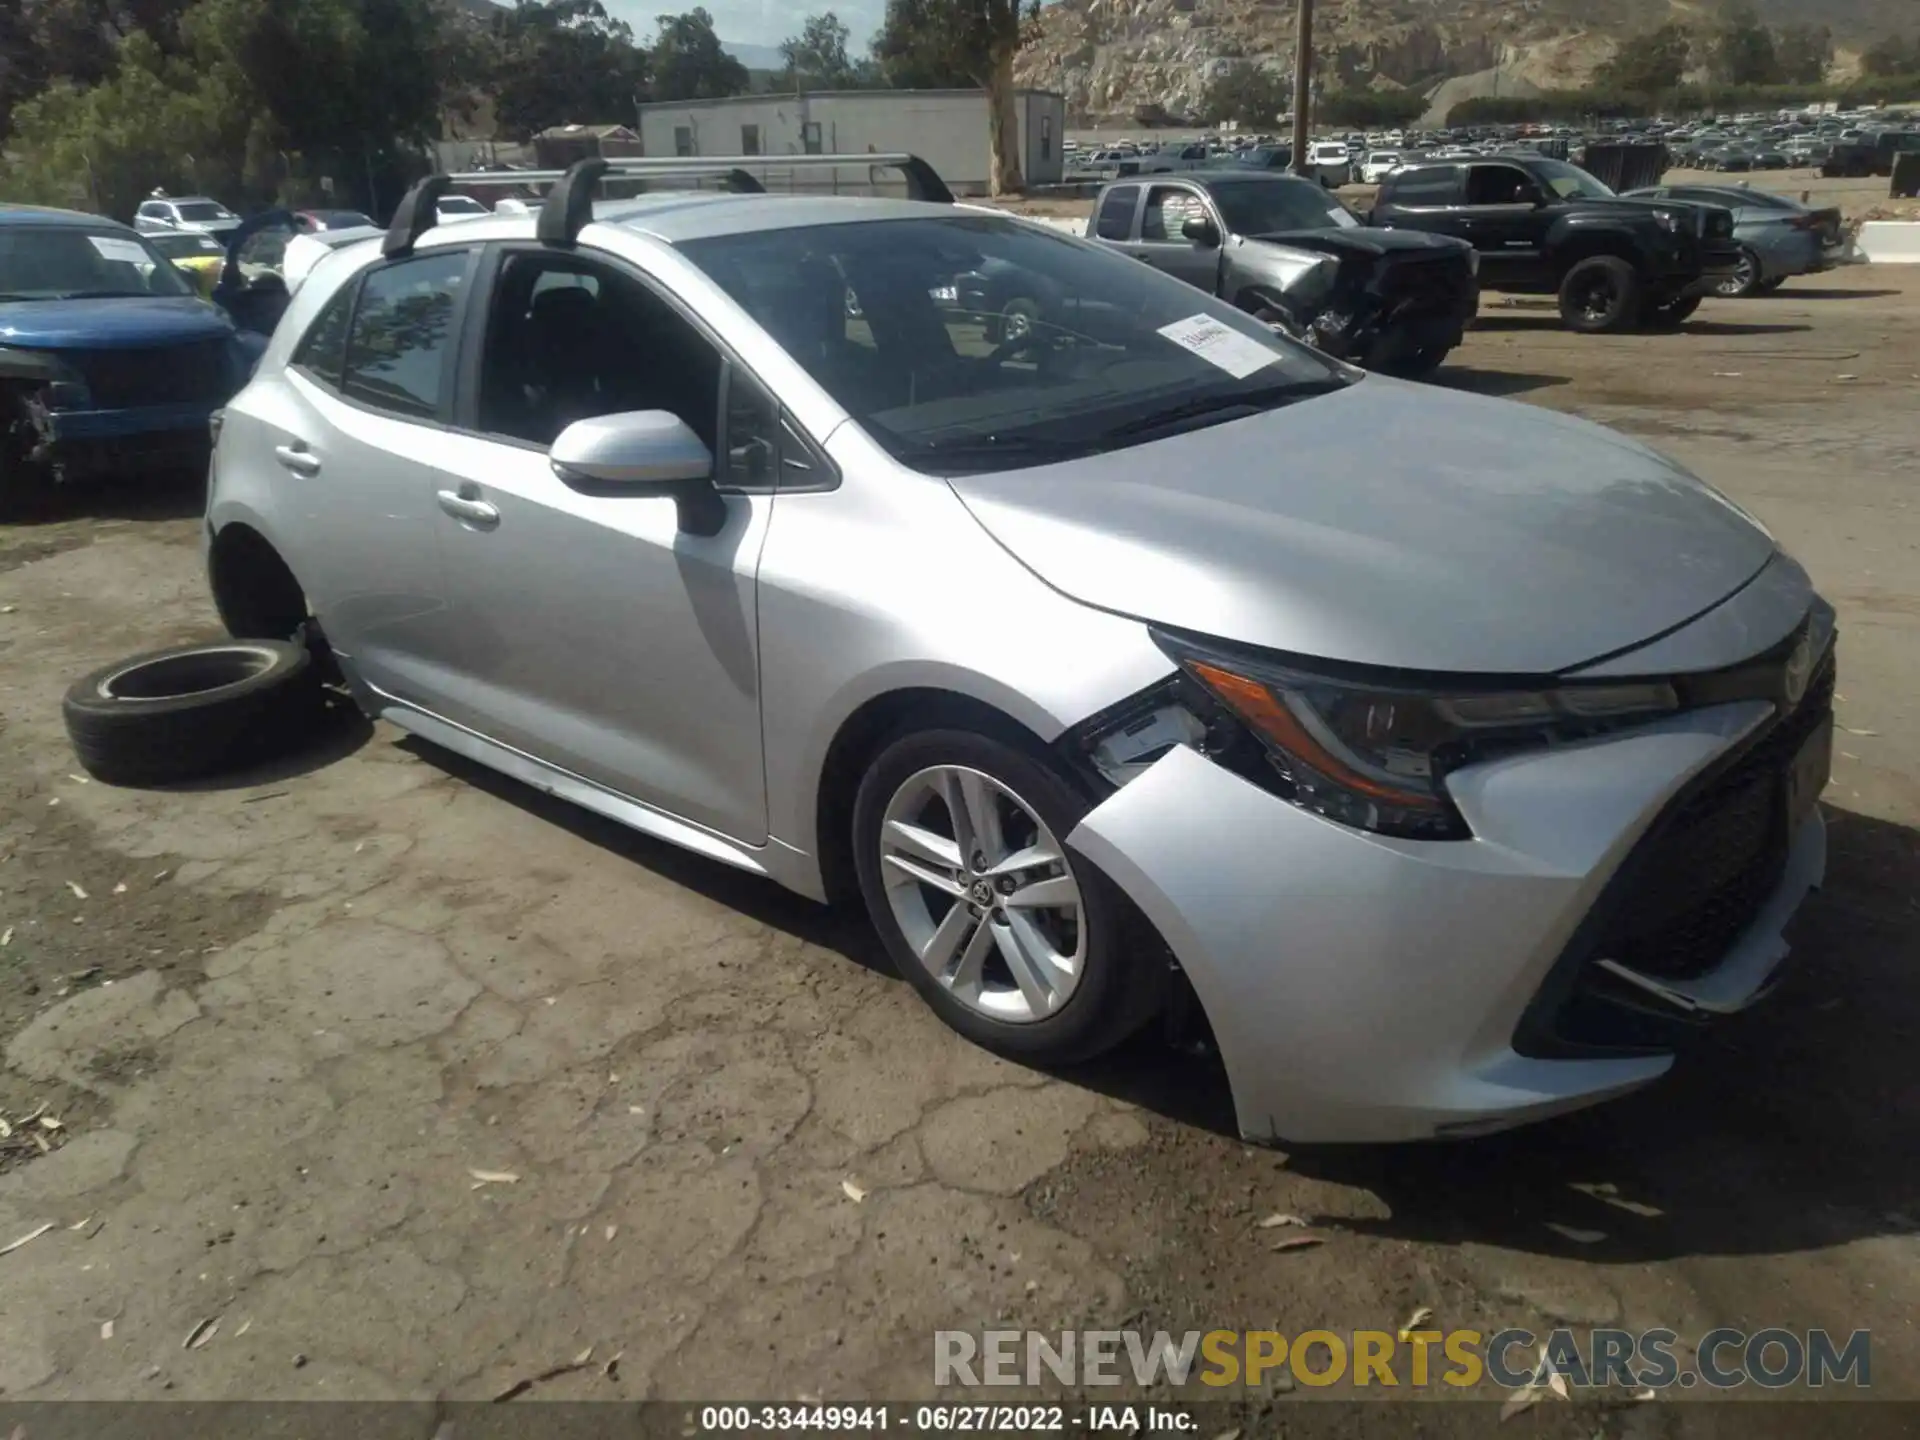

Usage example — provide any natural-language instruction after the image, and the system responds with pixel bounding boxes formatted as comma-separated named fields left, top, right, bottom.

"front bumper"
left=1069, top=685, right=1830, bottom=1146
left=28, top=401, right=216, bottom=479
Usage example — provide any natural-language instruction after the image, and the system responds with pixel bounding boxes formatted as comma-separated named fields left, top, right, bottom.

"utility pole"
left=1289, top=0, right=1314, bottom=176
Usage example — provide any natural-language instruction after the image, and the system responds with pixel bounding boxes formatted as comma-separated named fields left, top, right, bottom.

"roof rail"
left=441, top=152, right=955, bottom=248
left=383, top=174, right=453, bottom=258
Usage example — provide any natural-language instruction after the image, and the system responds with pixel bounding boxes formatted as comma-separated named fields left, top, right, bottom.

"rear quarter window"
left=1381, top=166, right=1462, bottom=206
left=1094, top=185, right=1140, bottom=239
left=291, top=281, right=356, bottom=390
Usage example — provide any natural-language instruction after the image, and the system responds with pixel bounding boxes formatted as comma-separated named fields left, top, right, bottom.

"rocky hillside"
left=1017, top=0, right=1910, bottom=122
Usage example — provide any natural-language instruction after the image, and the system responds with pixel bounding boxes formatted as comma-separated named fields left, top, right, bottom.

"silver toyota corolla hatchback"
left=205, top=179, right=1835, bottom=1143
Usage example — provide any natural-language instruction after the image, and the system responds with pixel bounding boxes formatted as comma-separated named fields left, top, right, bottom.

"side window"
left=721, top=362, right=831, bottom=491
left=473, top=251, right=721, bottom=450
left=1141, top=186, right=1206, bottom=242
left=1382, top=165, right=1461, bottom=206
left=339, top=249, right=468, bottom=420
left=1465, top=165, right=1537, bottom=206
left=1093, top=184, right=1139, bottom=240
left=138, top=202, right=164, bottom=219
left=291, top=279, right=357, bottom=390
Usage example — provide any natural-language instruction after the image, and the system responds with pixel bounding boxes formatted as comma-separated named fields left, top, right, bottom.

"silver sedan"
left=1626, top=183, right=1847, bottom=296
left=204, top=184, right=1836, bottom=1143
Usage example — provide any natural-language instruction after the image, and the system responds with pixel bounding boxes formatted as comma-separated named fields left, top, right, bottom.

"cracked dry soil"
left=0, top=270, right=1917, bottom=1426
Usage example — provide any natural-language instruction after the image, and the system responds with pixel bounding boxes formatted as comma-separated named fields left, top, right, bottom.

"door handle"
left=436, top=488, right=500, bottom=529
left=273, top=444, right=320, bottom=476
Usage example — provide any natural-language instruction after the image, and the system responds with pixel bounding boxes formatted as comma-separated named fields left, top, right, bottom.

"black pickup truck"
left=1079, top=171, right=1480, bottom=377
left=1368, top=154, right=1742, bottom=333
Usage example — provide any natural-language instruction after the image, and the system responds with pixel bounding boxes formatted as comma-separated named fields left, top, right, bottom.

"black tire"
left=1558, top=255, right=1643, bottom=334
left=1713, top=246, right=1762, bottom=298
left=1643, top=292, right=1703, bottom=328
left=995, top=295, right=1041, bottom=345
left=851, top=726, right=1166, bottom=1066
left=62, top=640, right=324, bottom=786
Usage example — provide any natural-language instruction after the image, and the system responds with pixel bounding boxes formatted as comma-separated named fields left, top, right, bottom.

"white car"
left=1307, top=142, right=1355, bottom=187
left=134, top=195, right=241, bottom=238
left=434, top=194, right=492, bottom=224
left=1360, top=151, right=1403, bottom=185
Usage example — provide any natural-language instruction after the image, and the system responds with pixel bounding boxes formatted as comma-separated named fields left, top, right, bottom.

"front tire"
left=1558, top=255, right=1643, bottom=334
left=851, top=727, right=1164, bottom=1065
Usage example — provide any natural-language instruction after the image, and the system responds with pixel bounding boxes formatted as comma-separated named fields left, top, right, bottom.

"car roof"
left=0, top=202, right=134, bottom=231
left=161, top=195, right=224, bottom=205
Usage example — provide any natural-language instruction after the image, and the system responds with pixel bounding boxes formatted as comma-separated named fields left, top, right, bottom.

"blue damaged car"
left=1, top=203, right=270, bottom=511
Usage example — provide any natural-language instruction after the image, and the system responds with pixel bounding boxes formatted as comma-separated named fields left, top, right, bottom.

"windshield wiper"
left=1102, top=377, right=1348, bottom=442
left=912, top=432, right=1098, bottom=472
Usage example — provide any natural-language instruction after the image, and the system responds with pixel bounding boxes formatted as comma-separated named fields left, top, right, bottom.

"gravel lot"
left=1, top=265, right=1917, bottom=1417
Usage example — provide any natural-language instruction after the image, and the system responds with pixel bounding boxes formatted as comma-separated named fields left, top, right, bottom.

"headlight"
left=1151, top=630, right=1679, bottom=840
left=1651, top=208, right=1682, bottom=234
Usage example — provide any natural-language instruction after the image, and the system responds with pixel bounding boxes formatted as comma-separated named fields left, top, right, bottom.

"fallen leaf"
left=603, top=1350, right=623, bottom=1379
left=627, top=1105, right=645, bottom=1116
left=184, top=1316, right=221, bottom=1350
left=113, top=882, right=128, bottom=895
left=1, top=1221, right=55, bottom=1256
left=68, top=1215, right=93, bottom=1231
left=68, top=774, right=90, bottom=784
left=236, top=1318, right=252, bottom=1337
left=66, top=881, right=88, bottom=900
left=0, top=927, right=12, bottom=947
left=1835, top=374, right=1859, bottom=381
left=604, top=1224, right=617, bottom=1241
left=1500, top=1386, right=1543, bottom=1421
left=1711, top=371, right=1742, bottom=377
left=1269, top=1234, right=1325, bottom=1253
left=0, top=1117, right=9, bottom=1138
left=47, top=797, right=60, bottom=807
left=467, top=1168, right=520, bottom=1186
left=1544, top=1222, right=1607, bottom=1244
left=102, top=1319, right=115, bottom=1339
left=840, top=1178, right=869, bottom=1203
left=39, top=1115, right=62, bottom=1131
left=1397, top=1306, right=1434, bottom=1340
left=1840, top=726, right=1879, bottom=737
left=1255, top=1212, right=1306, bottom=1229
left=1212, top=1429, right=1241, bottom=1440
left=1634, top=1387, right=1656, bottom=1401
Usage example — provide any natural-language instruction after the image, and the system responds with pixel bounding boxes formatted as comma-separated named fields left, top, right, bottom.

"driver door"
left=423, top=245, right=777, bottom=845
left=1130, top=184, right=1223, bottom=294
left=1460, top=164, right=1550, bottom=289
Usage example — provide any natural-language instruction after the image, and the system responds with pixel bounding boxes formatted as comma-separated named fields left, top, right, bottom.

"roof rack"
left=382, top=152, right=952, bottom=251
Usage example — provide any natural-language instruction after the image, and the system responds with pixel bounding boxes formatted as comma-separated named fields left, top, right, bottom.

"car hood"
left=0, top=295, right=237, bottom=349
left=947, top=377, right=1777, bottom=675
left=1256, top=226, right=1466, bottom=257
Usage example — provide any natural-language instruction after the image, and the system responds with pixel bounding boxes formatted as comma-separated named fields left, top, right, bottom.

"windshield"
left=176, top=201, right=233, bottom=222
left=1531, top=158, right=1616, bottom=200
left=0, top=227, right=195, bottom=300
left=1208, top=179, right=1359, bottom=234
left=680, top=215, right=1348, bottom=476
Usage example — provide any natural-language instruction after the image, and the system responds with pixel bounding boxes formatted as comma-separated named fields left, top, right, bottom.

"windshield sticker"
left=1156, top=314, right=1277, bottom=379
left=88, top=235, right=152, bottom=265
left=1326, top=207, right=1360, bottom=228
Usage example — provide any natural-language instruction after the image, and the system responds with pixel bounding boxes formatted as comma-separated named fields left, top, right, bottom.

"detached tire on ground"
left=1558, top=255, right=1643, bottom=334
left=63, top=640, right=323, bottom=786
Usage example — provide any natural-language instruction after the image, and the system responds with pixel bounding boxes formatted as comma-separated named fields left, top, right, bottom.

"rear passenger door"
left=241, top=244, right=481, bottom=709
left=1457, top=163, right=1552, bottom=288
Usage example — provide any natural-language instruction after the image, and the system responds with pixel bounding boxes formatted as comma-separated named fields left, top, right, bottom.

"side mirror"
left=549, top=410, right=726, bottom=536
left=1182, top=215, right=1222, bottom=247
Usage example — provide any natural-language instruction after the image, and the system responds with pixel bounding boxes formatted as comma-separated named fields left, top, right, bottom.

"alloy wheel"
left=877, top=764, right=1085, bottom=1024
left=1577, top=273, right=1619, bottom=324
left=1716, top=252, right=1757, bottom=298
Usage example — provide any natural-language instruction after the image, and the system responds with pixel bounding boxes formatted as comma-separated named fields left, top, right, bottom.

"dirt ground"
left=1, top=266, right=1917, bottom=1420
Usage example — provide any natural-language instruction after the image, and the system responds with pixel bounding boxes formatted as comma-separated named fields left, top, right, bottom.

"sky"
left=602, top=0, right=885, bottom=52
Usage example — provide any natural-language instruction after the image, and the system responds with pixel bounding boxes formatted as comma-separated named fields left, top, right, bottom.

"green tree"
left=1199, top=61, right=1289, bottom=128
left=1593, top=22, right=1692, bottom=95
left=869, top=0, right=1037, bottom=194
left=1709, top=8, right=1781, bottom=87
left=1859, top=34, right=1917, bottom=79
left=650, top=7, right=749, bottom=101
left=780, top=11, right=854, bottom=89
left=1319, top=89, right=1426, bottom=128
left=1773, top=22, right=1832, bottom=85
left=485, top=0, right=650, bottom=138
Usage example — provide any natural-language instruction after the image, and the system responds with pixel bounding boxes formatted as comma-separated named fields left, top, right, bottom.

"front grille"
left=1516, top=641, right=1834, bottom=1057
left=66, top=339, right=232, bottom=408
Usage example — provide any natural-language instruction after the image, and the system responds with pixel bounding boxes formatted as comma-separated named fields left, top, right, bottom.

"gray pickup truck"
left=1080, top=169, right=1481, bottom=377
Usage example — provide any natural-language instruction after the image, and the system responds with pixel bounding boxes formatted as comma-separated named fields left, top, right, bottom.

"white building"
left=634, top=89, right=1067, bottom=195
